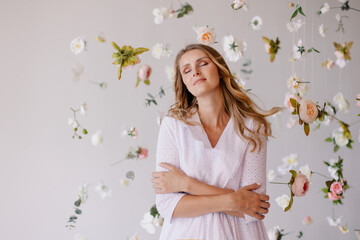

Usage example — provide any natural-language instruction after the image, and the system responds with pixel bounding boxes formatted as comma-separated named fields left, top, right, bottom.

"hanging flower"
left=165, top=65, right=175, bottom=82
left=250, top=16, right=263, bottom=30
left=153, top=7, right=170, bottom=24
left=94, top=182, right=112, bottom=199
left=356, top=94, right=360, bottom=106
left=222, top=35, right=247, bottom=62
left=277, top=153, right=298, bottom=176
left=333, top=41, right=353, bottom=68
left=111, top=42, right=149, bottom=80
left=291, top=172, right=309, bottom=196
left=332, top=128, right=350, bottom=147
left=151, top=43, right=171, bottom=59
left=267, top=169, right=276, bottom=181
left=318, top=3, right=330, bottom=15
left=111, top=146, right=148, bottom=166
left=91, top=130, right=103, bottom=146
left=339, top=225, right=349, bottom=234
left=193, top=25, right=216, bottom=44
left=322, top=59, right=334, bottom=70
left=262, top=36, right=280, bottom=62
left=275, top=194, right=290, bottom=211
left=333, top=92, right=349, bottom=113
left=287, top=73, right=309, bottom=97
left=70, top=36, right=87, bottom=55
left=303, top=216, right=313, bottom=226
left=175, top=2, right=193, bottom=18
left=286, top=19, right=304, bottom=33
left=231, top=0, right=247, bottom=10
left=299, top=99, right=319, bottom=124
left=140, top=205, right=164, bottom=234
left=69, top=104, right=88, bottom=140
left=319, top=24, right=326, bottom=37
left=284, top=92, right=302, bottom=112
left=326, top=216, right=342, bottom=227
left=120, top=178, right=130, bottom=187
left=96, top=32, right=106, bottom=43
left=136, top=65, right=152, bottom=87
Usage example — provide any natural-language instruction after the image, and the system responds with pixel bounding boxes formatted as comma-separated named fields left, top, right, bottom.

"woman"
left=152, top=44, right=281, bottom=239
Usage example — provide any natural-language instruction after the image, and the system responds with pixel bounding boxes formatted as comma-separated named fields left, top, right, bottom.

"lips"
left=193, top=78, right=206, bottom=86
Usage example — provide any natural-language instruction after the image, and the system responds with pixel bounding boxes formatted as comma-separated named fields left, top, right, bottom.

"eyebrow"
left=181, top=56, right=208, bottom=70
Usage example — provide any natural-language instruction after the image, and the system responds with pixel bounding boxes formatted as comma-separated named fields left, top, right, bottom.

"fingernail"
left=256, top=182, right=261, bottom=186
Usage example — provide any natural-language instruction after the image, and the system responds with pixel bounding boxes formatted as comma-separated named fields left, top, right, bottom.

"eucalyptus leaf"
left=74, top=198, right=81, bottom=207
left=126, top=171, right=135, bottom=180
left=75, top=209, right=82, bottom=215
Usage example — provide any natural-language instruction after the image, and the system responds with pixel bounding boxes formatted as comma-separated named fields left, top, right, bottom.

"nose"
left=192, top=71, right=200, bottom=77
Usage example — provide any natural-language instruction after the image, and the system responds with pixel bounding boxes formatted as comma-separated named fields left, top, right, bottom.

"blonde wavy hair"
left=168, top=44, right=282, bottom=152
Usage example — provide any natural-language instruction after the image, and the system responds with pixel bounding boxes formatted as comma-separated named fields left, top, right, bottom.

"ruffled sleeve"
left=155, top=117, right=186, bottom=224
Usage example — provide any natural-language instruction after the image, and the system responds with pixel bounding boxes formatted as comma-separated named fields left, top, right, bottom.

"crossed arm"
left=152, top=162, right=270, bottom=220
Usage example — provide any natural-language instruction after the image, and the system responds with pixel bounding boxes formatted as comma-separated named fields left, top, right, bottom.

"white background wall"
left=1, top=0, right=359, bottom=239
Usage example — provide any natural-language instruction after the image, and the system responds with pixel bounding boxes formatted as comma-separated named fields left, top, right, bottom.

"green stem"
left=349, top=119, right=360, bottom=127
left=110, top=158, right=126, bottom=167
left=350, top=7, right=360, bottom=12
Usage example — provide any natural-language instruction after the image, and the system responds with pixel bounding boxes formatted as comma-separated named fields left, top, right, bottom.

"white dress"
left=155, top=111, right=269, bottom=240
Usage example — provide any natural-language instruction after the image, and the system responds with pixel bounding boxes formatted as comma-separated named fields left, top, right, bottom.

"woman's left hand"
left=152, top=162, right=189, bottom=194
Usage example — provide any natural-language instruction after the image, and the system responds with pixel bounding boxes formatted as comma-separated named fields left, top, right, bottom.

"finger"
left=152, top=171, right=167, bottom=178
left=151, top=178, right=159, bottom=184
left=154, top=189, right=164, bottom=194
left=257, top=208, right=269, bottom=215
left=244, top=183, right=261, bottom=191
left=249, top=211, right=264, bottom=220
left=152, top=172, right=160, bottom=178
left=152, top=184, right=160, bottom=189
left=260, top=194, right=270, bottom=202
left=159, top=162, right=177, bottom=171
left=260, top=201, right=270, bottom=209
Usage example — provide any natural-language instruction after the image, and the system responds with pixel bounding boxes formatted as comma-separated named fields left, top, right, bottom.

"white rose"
left=333, top=92, right=349, bottom=112
left=334, top=132, right=349, bottom=147
left=151, top=43, right=164, bottom=59
left=320, top=3, right=330, bottom=14
left=275, top=194, right=290, bottom=210
left=267, top=169, right=276, bottom=181
left=335, top=58, right=346, bottom=68
left=267, top=226, right=281, bottom=240
left=299, top=164, right=312, bottom=181
left=140, top=212, right=156, bottom=234
left=91, top=130, right=103, bottom=146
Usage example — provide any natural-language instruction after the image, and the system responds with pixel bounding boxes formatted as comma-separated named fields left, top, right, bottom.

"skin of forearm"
left=182, top=177, right=245, bottom=218
left=172, top=194, right=231, bottom=218
left=184, top=176, right=235, bottom=196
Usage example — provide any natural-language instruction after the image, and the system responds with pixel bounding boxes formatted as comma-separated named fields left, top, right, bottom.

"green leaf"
left=82, top=129, right=88, bottom=134
left=334, top=145, right=339, bottom=152
left=241, top=69, right=253, bottom=74
left=323, top=161, right=330, bottom=166
left=150, top=204, right=159, bottom=218
left=118, top=64, right=122, bottom=80
left=312, top=48, right=320, bottom=53
left=289, top=170, right=297, bottom=184
left=262, top=36, right=270, bottom=44
left=135, top=77, right=140, bottom=87
left=74, top=198, right=81, bottom=207
left=75, top=209, right=82, bottom=215
left=298, top=6, right=306, bottom=17
left=322, top=188, right=329, bottom=194
left=308, top=48, right=313, bottom=53
left=112, top=52, right=121, bottom=58
left=290, top=10, right=298, bottom=21
left=134, top=47, right=149, bottom=56
left=304, top=123, right=310, bottom=136
left=243, top=59, right=252, bottom=67
left=284, top=192, right=294, bottom=212
left=144, top=79, right=150, bottom=85
left=270, top=53, right=275, bottom=62
left=147, top=93, right=154, bottom=98
left=111, top=42, right=121, bottom=51
left=290, top=98, right=298, bottom=109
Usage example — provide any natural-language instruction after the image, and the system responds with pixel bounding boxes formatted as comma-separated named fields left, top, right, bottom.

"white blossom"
left=120, top=178, right=130, bottom=187
left=319, top=24, right=326, bottom=37
left=332, top=127, right=349, bottom=147
left=79, top=102, right=87, bottom=116
left=326, top=216, right=342, bottom=227
left=286, top=19, right=304, bottom=33
left=275, top=194, right=290, bottom=210
left=70, top=36, right=87, bottom=55
left=223, top=35, right=247, bottom=62
left=299, top=164, right=312, bottom=181
left=333, top=92, right=349, bottom=113
left=94, top=182, right=112, bottom=199
left=320, top=3, right=330, bottom=14
left=165, top=65, right=175, bottom=82
left=153, top=8, right=169, bottom=24
left=91, top=130, right=103, bottom=146
left=267, top=226, right=281, bottom=240
left=140, top=212, right=164, bottom=234
left=286, top=117, right=298, bottom=129
left=267, top=169, right=276, bottom=181
left=250, top=16, right=263, bottom=30
left=151, top=43, right=171, bottom=59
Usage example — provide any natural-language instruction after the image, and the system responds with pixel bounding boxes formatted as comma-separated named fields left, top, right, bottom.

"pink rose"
left=264, top=43, right=271, bottom=54
left=328, top=191, right=341, bottom=201
left=138, top=65, right=152, bottom=81
left=303, top=216, right=313, bottom=226
left=330, top=181, right=343, bottom=195
left=284, top=92, right=302, bottom=112
left=299, top=99, right=318, bottom=124
left=138, top=147, right=148, bottom=159
left=326, top=59, right=335, bottom=70
left=334, top=50, right=344, bottom=59
left=291, top=173, right=309, bottom=197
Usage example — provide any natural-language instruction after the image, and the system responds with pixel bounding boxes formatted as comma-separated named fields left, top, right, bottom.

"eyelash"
left=184, top=62, right=207, bottom=74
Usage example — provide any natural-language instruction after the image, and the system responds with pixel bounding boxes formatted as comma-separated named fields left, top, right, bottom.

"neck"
left=197, top=88, right=229, bottom=128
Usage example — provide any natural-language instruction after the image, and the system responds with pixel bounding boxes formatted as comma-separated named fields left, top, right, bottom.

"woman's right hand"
left=226, top=183, right=270, bottom=220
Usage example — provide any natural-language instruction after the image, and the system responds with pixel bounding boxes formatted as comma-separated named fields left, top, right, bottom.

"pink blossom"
left=328, top=191, right=341, bottom=201
left=303, top=216, right=313, bottom=226
left=299, top=99, right=318, bottom=124
left=334, top=50, right=344, bottom=59
left=356, top=94, right=360, bottom=107
left=326, top=59, right=335, bottom=70
left=291, top=173, right=309, bottom=197
left=284, top=92, right=302, bottom=112
left=138, top=147, right=148, bottom=159
left=264, top=43, right=271, bottom=54
left=138, top=65, right=152, bottom=81
left=330, top=181, right=343, bottom=195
